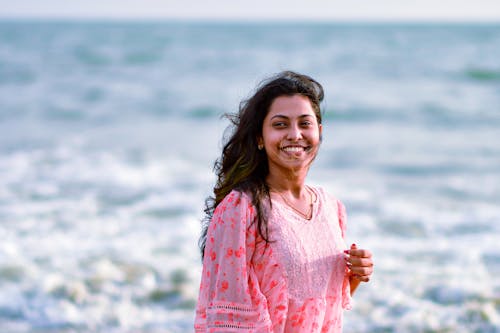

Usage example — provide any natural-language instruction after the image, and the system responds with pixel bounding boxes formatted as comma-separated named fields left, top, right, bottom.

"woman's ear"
left=319, top=124, right=323, bottom=142
left=257, top=137, right=264, bottom=150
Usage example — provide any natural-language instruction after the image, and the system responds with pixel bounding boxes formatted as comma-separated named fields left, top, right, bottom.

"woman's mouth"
left=280, top=145, right=311, bottom=153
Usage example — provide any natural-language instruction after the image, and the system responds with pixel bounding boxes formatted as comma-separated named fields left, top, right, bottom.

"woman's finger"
left=349, top=249, right=372, bottom=258
left=349, top=265, right=373, bottom=277
left=348, top=257, right=373, bottom=267
left=352, top=274, right=371, bottom=282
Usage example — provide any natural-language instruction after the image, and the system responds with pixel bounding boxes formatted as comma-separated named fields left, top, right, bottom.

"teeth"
left=282, top=147, right=304, bottom=152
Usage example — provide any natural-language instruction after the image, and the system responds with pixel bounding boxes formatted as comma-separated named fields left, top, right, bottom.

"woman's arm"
left=195, top=191, right=272, bottom=332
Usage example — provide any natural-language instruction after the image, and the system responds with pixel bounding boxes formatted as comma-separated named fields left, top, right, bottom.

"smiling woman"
left=195, top=71, right=374, bottom=332
left=259, top=94, right=322, bottom=179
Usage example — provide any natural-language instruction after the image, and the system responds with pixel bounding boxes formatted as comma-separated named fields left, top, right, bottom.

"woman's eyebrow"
left=270, top=114, right=313, bottom=120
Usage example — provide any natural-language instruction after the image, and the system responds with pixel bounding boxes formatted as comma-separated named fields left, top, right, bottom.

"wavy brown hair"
left=199, top=71, right=324, bottom=258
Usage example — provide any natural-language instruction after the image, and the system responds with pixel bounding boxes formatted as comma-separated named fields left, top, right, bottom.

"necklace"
left=272, top=186, right=314, bottom=220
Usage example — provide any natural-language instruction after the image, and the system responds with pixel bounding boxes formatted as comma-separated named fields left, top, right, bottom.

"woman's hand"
left=345, top=243, right=373, bottom=283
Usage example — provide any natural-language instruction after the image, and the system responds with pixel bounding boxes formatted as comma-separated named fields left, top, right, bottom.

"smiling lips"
left=280, top=145, right=311, bottom=153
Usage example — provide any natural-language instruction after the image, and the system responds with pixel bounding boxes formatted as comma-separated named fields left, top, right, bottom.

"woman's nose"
left=287, top=125, right=303, bottom=140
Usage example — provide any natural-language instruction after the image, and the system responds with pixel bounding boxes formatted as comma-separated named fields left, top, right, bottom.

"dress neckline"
left=270, top=186, right=320, bottom=222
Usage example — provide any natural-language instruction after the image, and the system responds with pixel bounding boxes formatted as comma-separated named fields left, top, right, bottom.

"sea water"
left=0, top=20, right=499, bottom=332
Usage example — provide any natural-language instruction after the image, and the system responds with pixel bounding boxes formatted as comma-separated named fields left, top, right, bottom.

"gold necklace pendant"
left=275, top=187, right=314, bottom=220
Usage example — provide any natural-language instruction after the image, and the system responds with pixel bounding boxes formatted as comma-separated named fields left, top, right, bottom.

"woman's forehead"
left=267, top=95, right=315, bottom=116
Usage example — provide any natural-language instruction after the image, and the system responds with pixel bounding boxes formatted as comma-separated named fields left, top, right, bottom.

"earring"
left=258, top=144, right=264, bottom=150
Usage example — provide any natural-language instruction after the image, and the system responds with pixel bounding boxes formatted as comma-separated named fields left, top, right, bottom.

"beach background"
left=1, top=10, right=500, bottom=333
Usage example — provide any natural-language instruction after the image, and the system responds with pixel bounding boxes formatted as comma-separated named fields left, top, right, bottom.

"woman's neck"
left=266, top=171, right=308, bottom=198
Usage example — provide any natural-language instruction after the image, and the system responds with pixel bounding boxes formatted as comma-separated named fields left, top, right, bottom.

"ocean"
left=0, top=20, right=499, bottom=332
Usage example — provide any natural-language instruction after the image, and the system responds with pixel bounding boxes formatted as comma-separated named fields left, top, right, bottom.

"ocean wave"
left=465, top=68, right=500, bottom=82
left=0, top=64, right=36, bottom=85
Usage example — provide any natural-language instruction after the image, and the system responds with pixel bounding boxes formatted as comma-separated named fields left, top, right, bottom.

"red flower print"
left=235, top=246, right=244, bottom=258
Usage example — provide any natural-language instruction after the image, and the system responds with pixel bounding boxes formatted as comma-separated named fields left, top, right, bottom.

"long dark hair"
left=199, top=71, right=324, bottom=258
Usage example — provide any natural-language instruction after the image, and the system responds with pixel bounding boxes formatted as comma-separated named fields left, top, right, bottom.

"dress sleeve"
left=337, top=200, right=353, bottom=310
left=195, top=190, right=272, bottom=332
left=337, top=199, right=347, bottom=239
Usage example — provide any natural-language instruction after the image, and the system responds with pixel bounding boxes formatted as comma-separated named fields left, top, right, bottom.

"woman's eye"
left=273, top=122, right=287, bottom=128
left=301, top=121, right=312, bottom=126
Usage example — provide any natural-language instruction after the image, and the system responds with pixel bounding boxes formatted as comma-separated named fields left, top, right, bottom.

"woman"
left=195, top=71, right=373, bottom=332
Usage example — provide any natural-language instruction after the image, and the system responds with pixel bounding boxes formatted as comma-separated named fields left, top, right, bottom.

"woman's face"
left=259, top=94, right=322, bottom=175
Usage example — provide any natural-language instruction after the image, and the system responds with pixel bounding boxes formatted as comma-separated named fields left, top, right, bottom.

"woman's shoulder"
left=310, top=185, right=347, bottom=234
left=212, top=190, right=258, bottom=230
left=215, top=189, right=255, bottom=214
left=221, top=189, right=253, bottom=204
left=309, top=185, right=339, bottom=202
left=310, top=185, right=346, bottom=211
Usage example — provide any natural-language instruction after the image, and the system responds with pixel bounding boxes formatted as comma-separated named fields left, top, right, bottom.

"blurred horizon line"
left=1, top=16, right=500, bottom=25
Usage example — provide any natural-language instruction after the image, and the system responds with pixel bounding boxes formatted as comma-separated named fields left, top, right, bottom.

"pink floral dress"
left=195, top=187, right=352, bottom=332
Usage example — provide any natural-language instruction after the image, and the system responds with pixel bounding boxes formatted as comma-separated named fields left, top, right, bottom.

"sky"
left=1, top=0, right=500, bottom=21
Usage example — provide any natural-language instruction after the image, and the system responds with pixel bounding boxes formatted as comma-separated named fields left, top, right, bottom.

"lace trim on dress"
left=205, top=302, right=271, bottom=330
left=208, top=304, right=257, bottom=313
left=209, top=322, right=256, bottom=329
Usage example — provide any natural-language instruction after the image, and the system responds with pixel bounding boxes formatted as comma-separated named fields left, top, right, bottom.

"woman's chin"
left=272, top=157, right=315, bottom=173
